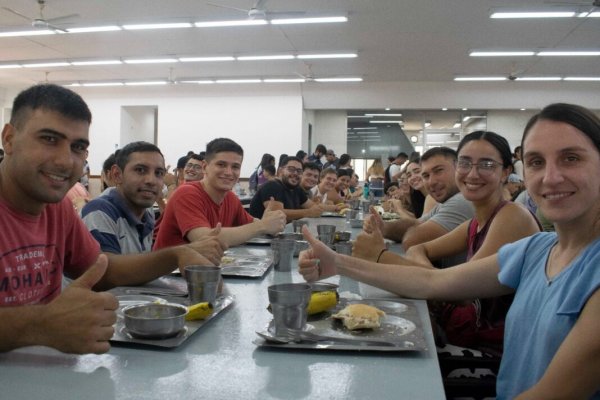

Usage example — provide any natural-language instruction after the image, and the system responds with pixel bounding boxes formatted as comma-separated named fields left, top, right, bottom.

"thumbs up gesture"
left=43, top=254, right=118, bottom=354
left=298, top=225, right=338, bottom=282
left=187, top=223, right=227, bottom=266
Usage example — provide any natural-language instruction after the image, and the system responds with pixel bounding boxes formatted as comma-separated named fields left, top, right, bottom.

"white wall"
left=312, top=110, right=348, bottom=155
left=487, top=110, right=538, bottom=150
left=120, top=106, right=157, bottom=146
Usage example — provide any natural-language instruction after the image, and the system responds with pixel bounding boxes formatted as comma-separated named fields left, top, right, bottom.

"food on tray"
left=332, top=304, right=385, bottom=330
left=381, top=212, right=401, bottom=220
left=307, top=290, right=339, bottom=315
left=186, top=302, right=214, bottom=321
left=220, top=256, right=236, bottom=265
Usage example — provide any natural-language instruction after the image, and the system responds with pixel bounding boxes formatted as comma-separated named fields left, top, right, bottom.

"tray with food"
left=219, top=248, right=273, bottom=278
left=110, top=293, right=234, bottom=348
left=255, top=294, right=427, bottom=352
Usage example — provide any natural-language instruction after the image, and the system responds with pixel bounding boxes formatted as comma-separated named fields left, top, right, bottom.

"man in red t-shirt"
left=0, top=84, right=220, bottom=355
left=154, top=138, right=286, bottom=249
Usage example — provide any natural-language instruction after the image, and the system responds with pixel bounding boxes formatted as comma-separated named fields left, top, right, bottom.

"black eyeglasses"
left=456, top=159, right=502, bottom=176
left=184, top=163, right=203, bottom=171
left=285, top=166, right=303, bottom=175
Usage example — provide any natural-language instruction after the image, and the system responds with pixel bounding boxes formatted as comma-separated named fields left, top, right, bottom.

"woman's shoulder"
left=495, top=201, right=538, bottom=223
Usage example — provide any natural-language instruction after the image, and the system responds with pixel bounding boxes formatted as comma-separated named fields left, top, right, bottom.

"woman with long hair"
left=366, top=158, right=385, bottom=197
left=300, top=104, right=600, bottom=399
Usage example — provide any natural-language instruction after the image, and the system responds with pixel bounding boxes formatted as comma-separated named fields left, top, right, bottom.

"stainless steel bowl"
left=123, top=303, right=188, bottom=339
left=335, top=231, right=352, bottom=242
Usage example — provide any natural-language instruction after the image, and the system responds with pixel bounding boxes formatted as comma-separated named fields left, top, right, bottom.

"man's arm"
left=0, top=255, right=118, bottom=354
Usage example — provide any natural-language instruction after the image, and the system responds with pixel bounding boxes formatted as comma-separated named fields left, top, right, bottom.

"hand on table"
left=305, top=204, right=323, bottom=218
left=352, top=223, right=387, bottom=262
left=184, top=224, right=227, bottom=267
left=298, top=225, right=338, bottom=282
left=42, top=254, right=118, bottom=354
left=362, top=206, right=385, bottom=234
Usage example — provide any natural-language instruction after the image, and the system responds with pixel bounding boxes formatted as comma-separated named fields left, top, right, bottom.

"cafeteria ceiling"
left=0, top=0, right=599, bottom=89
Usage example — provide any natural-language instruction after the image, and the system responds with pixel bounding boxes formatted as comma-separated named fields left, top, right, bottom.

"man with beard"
left=359, top=147, right=474, bottom=262
left=249, top=156, right=322, bottom=221
left=82, top=141, right=166, bottom=255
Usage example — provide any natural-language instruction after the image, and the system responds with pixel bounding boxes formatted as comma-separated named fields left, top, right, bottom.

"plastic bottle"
left=363, top=184, right=369, bottom=199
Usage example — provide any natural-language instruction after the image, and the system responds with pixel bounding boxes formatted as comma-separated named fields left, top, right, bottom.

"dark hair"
left=295, top=150, right=307, bottom=160
left=421, top=147, right=457, bottom=162
left=115, top=141, right=163, bottom=170
left=187, top=153, right=203, bottom=162
left=315, top=144, right=327, bottom=155
left=336, top=168, right=351, bottom=178
left=409, top=151, right=421, bottom=162
left=205, top=138, right=244, bottom=162
left=281, top=155, right=303, bottom=167
left=397, top=152, right=408, bottom=159
left=339, top=153, right=351, bottom=166
left=384, top=182, right=399, bottom=194
left=102, top=151, right=117, bottom=174
left=303, top=162, right=321, bottom=172
left=522, top=103, right=600, bottom=154
left=278, top=154, right=289, bottom=168
left=320, top=168, right=337, bottom=179
left=263, top=164, right=276, bottom=176
left=10, top=84, right=92, bottom=129
left=408, top=157, right=421, bottom=165
left=387, top=156, right=396, bottom=162
left=457, top=130, right=513, bottom=168
left=260, top=153, right=275, bottom=168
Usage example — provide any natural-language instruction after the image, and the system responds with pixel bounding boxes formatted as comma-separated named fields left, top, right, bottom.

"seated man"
left=359, top=147, right=474, bottom=265
left=326, top=168, right=351, bottom=204
left=182, top=153, right=204, bottom=183
left=249, top=156, right=323, bottom=221
left=310, top=168, right=337, bottom=203
left=154, top=138, right=286, bottom=249
left=0, top=84, right=221, bottom=354
left=299, top=162, right=321, bottom=199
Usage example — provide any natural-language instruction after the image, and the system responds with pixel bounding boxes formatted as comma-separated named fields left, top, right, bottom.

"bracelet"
left=376, top=248, right=388, bottom=263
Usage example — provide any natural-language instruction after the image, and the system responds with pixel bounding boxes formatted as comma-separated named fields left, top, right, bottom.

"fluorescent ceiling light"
left=470, top=51, right=535, bottom=56
left=563, top=77, right=600, bottom=81
left=122, top=23, right=192, bottom=30
left=263, top=78, right=305, bottom=83
left=215, top=79, right=262, bottom=84
left=71, top=60, right=122, bottom=66
left=352, top=127, right=378, bottom=130
left=537, top=51, right=600, bottom=56
left=0, top=64, right=21, bottom=69
left=442, top=108, right=448, bottom=111
left=364, top=113, right=403, bottom=117
left=271, top=16, right=347, bottom=25
left=490, top=11, right=575, bottom=18
left=297, top=53, right=357, bottom=59
left=67, top=26, right=121, bottom=33
left=195, top=20, right=267, bottom=27
left=179, top=80, right=215, bottom=84
left=123, top=58, right=178, bottom=64
left=179, top=56, right=235, bottom=62
left=347, top=115, right=372, bottom=118
left=23, top=62, right=70, bottom=68
left=424, top=122, right=432, bottom=128
left=369, top=120, right=404, bottom=124
left=237, top=55, right=294, bottom=61
left=0, top=30, right=55, bottom=37
left=454, top=77, right=507, bottom=81
left=314, top=77, right=362, bottom=82
left=453, top=122, right=461, bottom=128
left=124, top=81, right=168, bottom=86
left=515, top=77, right=562, bottom=81
left=82, top=82, right=124, bottom=87
left=463, top=115, right=487, bottom=122
left=589, top=12, right=600, bottom=17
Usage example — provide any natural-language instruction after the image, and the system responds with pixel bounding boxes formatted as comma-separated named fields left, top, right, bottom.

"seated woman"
left=405, top=158, right=437, bottom=218
left=299, top=103, right=600, bottom=399
left=356, top=131, right=542, bottom=350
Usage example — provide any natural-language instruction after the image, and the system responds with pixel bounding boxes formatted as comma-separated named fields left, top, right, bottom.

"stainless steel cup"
left=361, top=201, right=371, bottom=213
left=345, top=209, right=359, bottom=220
left=270, top=239, right=296, bottom=272
left=268, top=283, right=312, bottom=335
left=316, top=224, right=336, bottom=245
left=184, top=265, right=221, bottom=304
left=334, top=241, right=353, bottom=255
left=292, top=219, right=309, bottom=233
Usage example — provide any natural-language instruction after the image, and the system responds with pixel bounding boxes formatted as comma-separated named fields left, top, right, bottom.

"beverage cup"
left=292, top=219, right=309, bottom=233
left=270, top=239, right=296, bottom=272
left=184, top=265, right=221, bottom=304
left=345, top=209, right=359, bottom=220
left=334, top=241, right=353, bottom=255
left=316, top=224, right=336, bottom=246
left=361, top=201, right=371, bottom=213
left=268, top=283, right=312, bottom=334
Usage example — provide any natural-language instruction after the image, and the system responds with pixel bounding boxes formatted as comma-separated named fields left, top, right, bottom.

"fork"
left=278, top=327, right=402, bottom=347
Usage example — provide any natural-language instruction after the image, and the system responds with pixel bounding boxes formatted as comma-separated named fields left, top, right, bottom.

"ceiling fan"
left=207, top=0, right=305, bottom=20
left=2, top=0, right=79, bottom=32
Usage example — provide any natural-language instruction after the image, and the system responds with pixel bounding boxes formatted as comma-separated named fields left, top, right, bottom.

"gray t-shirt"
left=418, top=192, right=475, bottom=267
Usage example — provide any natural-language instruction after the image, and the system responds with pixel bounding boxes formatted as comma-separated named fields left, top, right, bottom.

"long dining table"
left=0, top=216, right=445, bottom=400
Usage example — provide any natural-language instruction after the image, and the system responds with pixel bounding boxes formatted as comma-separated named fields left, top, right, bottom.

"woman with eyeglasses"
left=300, top=104, right=600, bottom=398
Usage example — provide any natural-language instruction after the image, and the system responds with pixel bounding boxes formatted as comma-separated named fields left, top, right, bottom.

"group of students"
left=299, top=103, right=600, bottom=399
left=0, top=83, right=598, bottom=398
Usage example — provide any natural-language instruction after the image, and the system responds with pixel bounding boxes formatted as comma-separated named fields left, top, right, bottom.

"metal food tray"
left=320, top=212, right=346, bottom=218
left=111, top=294, right=234, bottom=348
left=220, top=247, right=273, bottom=278
left=245, top=235, right=273, bottom=245
left=254, top=298, right=427, bottom=352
